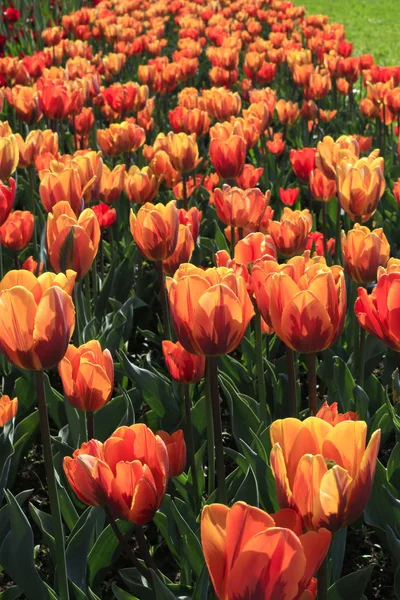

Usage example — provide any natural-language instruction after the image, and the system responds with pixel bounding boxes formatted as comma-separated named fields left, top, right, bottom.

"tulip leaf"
left=0, top=422, right=15, bottom=506
left=95, top=259, right=117, bottom=319
left=0, top=490, right=52, bottom=600
left=150, top=571, right=178, bottom=600
left=327, top=565, right=373, bottom=599
left=238, top=437, right=278, bottom=513
left=213, top=219, right=228, bottom=252
left=330, top=527, right=347, bottom=583
left=119, top=568, right=154, bottom=599
left=29, top=503, right=55, bottom=559
left=192, top=565, right=209, bottom=600
left=365, top=460, right=400, bottom=533
left=111, top=585, right=141, bottom=600
left=0, top=586, right=22, bottom=600
left=154, top=495, right=181, bottom=563
left=171, top=499, right=204, bottom=576
left=387, top=443, right=400, bottom=490
left=0, top=489, right=33, bottom=543
left=14, top=375, right=36, bottom=414
left=94, top=392, right=137, bottom=441
left=385, top=525, right=400, bottom=565
left=88, top=519, right=135, bottom=589
left=8, top=410, right=39, bottom=488
left=218, top=373, right=259, bottom=446
left=233, top=466, right=259, bottom=506
left=66, top=506, right=104, bottom=593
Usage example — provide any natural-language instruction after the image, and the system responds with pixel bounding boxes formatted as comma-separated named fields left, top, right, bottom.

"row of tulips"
left=0, top=0, right=399, bottom=599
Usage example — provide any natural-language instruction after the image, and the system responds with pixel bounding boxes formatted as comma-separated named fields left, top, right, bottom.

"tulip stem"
left=28, top=165, right=37, bottom=257
left=285, top=346, right=297, bottom=417
left=87, top=411, right=95, bottom=440
left=78, top=410, right=87, bottom=443
left=321, top=203, right=328, bottom=258
left=184, top=384, right=200, bottom=509
left=155, top=261, right=172, bottom=341
left=255, top=308, right=270, bottom=426
left=134, top=525, right=160, bottom=577
left=182, top=174, right=188, bottom=211
left=306, top=353, right=317, bottom=416
left=73, top=286, right=82, bottom=346
left=35, top=371, right=70, bottom=600
left=334, top=200, right=342, bottom=264
left=104, top=507, right=150, bottom=583
left=205, top=364, right=215, bottom=497
left=358, top=327, right=366, bottom=388
left=238, top=227, right=243, bottom=241
left=207, top=356, right=227, bottom=504
left=317, top=555, right=329, bottom=600
left=230, top=226, right=236, bottom=256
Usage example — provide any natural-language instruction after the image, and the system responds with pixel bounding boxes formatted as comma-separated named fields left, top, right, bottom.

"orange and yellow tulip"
left=162, top=224, right=195, bottom=276
left=209, top=133, right=246, bottom=180
left=341, top=224, right=390, bottom=284
left=97, top=121, right=146, bottom=156
left=0, top=177, right=15, bottom=226
left=124, top=166, right=159, bottom=205
left=46, top=201, right=100, bottom=279
left=309, top=169, right=337, bottom=202
left=0, top=134, right=19, bottom=181
left=0, top=210, right=34, bottom=251
left=0, top=395, right=18, bottom=427
left=268, top=208, right=313, bottom=258
left=16, top=129, right=58, bottom=169
left=166, top=132, right=201, bottom=174
left=0, top=270, right=75, bottom=370
left=5, top=85, right=42, bottom=124
left=162, top=340, right=205, bottom=384
left=214, top=185, right=270, bottom=229
left=167, top=264, right=254, bottom=356
left=63, top=424, right=169, bottom=524
left=316, top=401, right=358, bottom=426
left=157, top=430, right=186, bottom=478
left=201, top=501, right=331, bottom=600
left=270, top=417, right=381, bottom=531
left=315, top=135, right=359, bottom=180
left=99, top=164, right=125, bottom=204
left=39, top=165, right=92, bottom=215
left=58, top=341, right=114, bottom=412
left=130, top=201, right=179, bottom=262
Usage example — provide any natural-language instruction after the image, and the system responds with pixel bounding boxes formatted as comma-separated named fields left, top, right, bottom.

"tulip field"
left=1, top=0, right=400, bottom=598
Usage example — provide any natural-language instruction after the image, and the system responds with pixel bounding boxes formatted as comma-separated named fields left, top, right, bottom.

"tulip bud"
left=0, top=134, right=19, bottom=181
left=157, top=430, right=186, bottom=477
left=0, top=395, right=18, bottom=427
left=0, top=210, right=34, bottom=251
left=162, top=340, right=205, bottom=383
left=269, top=208, right=312, bottom=258
left=130, top=201, right=179, bottom=262
left=341, top=224, right=390, bottom=284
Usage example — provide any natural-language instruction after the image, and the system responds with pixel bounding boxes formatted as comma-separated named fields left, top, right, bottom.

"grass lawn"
left=295, top=0, right=400, bottom=65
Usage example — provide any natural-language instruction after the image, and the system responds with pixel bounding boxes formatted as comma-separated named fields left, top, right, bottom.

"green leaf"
left=0, top=491, right=51, bottom=600
left=238, top=437, right=278, bottom=513
left=151, top=571, right=177, bottom=600
left=388, top=442, right=400, bottom=489
left=94, top=393, right=134, bottom=441
left=328, top=565, right=373, bottom=599
left=330, top=528, right=347, bottom=583
left=365, top=460, right=400, bottom=532
left=8, top=411, right=39, bottom=488
left=29, top=503, right=55, bottom=559
left=171, top=500, right=204, bottom=576
left=66, top=507, right=104, bottom=593
left=88, top=519, right=135, bottom=589
left=192, top=565, right=209, bottom=600
left=119, top=568, right=153, bottom=600
left=0, top=489, right=32, bottom=542
left=0, top=423, right=14, bottom=505
left=219, top=373, right=259, bottom=446
left=111, top=585, right=140, bottom=600
left=0, top=587, right=22, bottom=600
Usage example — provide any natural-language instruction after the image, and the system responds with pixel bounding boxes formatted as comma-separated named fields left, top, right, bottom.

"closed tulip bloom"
left=162, top=340, right=205, bottom=384
left=21, top=256, right=44, bottom=275
left=236, top=164, right=263, bottom=189
left=234, top=232, right=277, bottom=265
left=341, top=224, right=390, bottom=284
left=309, top=169, right=337, bottom=202
left=166, top=132, right=201, bottom=174
left=97, top=122, right=146, bottom=156
left=0, top=210, right=34, bottom=251
left=47, top=201, right=100, bottom=279
left=0, top=177, right=15, bottom=226
left=130, top=201, right=179, bottom=262
left=270, top=417, right=381, bottom=531
left=92, top=203, right=117, bottom=229
left=337, top=153, right=386, bottom=222
left=214, top=185, right=270, bottom=229
left=0, top=269, right=76, bottom=299
left=178, top=207, right=202, bottom=243
left=16, top=130, right=58, bottom=169
left=0, top=134, right=19, bottom=181
left=167, top=264, right=254, bottom=356
left=58, top=341, right=114, bottom=412
left=163, top=224, right=195, bottom=276
left=201, top=501, right=331, bottom=600
left=276, top=99, right=300, bottom=126
left=39, top=166, right=92, bottom=215
left=63, top=424, right=169, bottom=524
left=99, top=164, right=125, bottom=204
left=316, top=401, right=358, bottom=426
left=315, top=135, right=359, bottom=180
left=269, top=208, right=312, bottom=258
left=0, top=271, right=75, bottom=370
left=279, top=187, right=299, bottom=206
left=124, top=165, right=159, bottom=205
left=289, top=148, right=316, bottom=183
left=267, top=265, right=346, bottom=353
left=70, top=151, right=103, bottom=204
left=0, top=395, right=18, bottom=427
left=209, top=134, right=246, bottom=180
left=6, top=85, right=42, bottom=124
left=157, top=430, right=186, bottom=477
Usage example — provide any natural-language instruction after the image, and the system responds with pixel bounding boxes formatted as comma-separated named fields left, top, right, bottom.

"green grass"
left=295, top=0, right=400, bottom=65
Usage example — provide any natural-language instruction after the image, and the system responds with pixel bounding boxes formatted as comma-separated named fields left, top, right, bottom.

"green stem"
left=205, top=363, right=215, bottom=497
left=255, top=308, right=269, bottom=426
left=35, top=371, right=70, bottom=600
left=206, top=356, right=227, bottom=504
left=87, top=411, right=95, bottom=440
left=334, top=200, right=342, bottom=264
left=184, top=384, right=199, bottom=509
left=155, top=261, right=172, bottom=340
left=99, top=236, right=104, bottom=283
left=306, top=353, right=317, bottom=416
left=84, top=274, right=91, bottom=323
left=182, top=173, right=188, bottom=211
left=358, top=327, right=366, bottom=388
left=134, top=525, right=160, bottom=576
left=230, top=226, right=236, bottom=257
left=285, top=346, right=297, bottom=417
left=28, top=165, right=37, bottom=257
left=91, top=258, right=98, bottom=305
left=317, top=555, right=329, bottom=600
left=321, top=202, right=328, bottom=258
left=73, top=285, right=81, bottom=346
left=78, top=410, right=87, bottom=444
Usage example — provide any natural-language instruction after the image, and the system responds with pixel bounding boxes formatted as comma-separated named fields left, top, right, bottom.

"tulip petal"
left=318, top=465, right=353, bottom=531
left=270, top=443, right=293, bottom=508
left=298, top=528, right=332, bottom=592
left=0, top=286, right=37, bottom=370
left=292, top=454, right=327, bottom=530
left=201, top=504, right=229, bottom=600
left=322, top=421, right=367, bottom=479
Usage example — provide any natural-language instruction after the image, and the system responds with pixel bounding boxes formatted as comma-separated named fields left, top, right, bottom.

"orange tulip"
left=58, top=341, right=114, bottom=412
left=236, top=164, right=263, bottom=189
left=309, top=169, right=337, bottom=202
left=270, top=417, right=381, bottom=531
left=97, top=121, right=146, bottom=156
left=16, top=129, right=58, bottom=169
left=63, top=424, right=169, bottom=524
left=209, top=134, right=246, bottom=180
left=289, top=148, right=316, bottom=183
left=267, top=263, right=346, bottom=353
left=341, top=224, right=390, bottom=284
left=201, top=501, right=331, bottom=600
left=234, top=232, right=277, bottom=265
left=276, top=99, right=300, bottom=126
left=6, top=85, right=42, bottom=124
left=162, top=340, right=205, bottom=384
left=39, top=165, right=93, bottom=215
left=316, top=402, right=358, bottom=426
left=21, top=256, right=44, bottom=275
left=355, top=271, right=400, bottom=352
left=178, top=207, right=202, bottom=243
left=0, top=270, right=75, bottom=370
left=337, top=152, right=385, bottom=222
left=130, top=201, right=179, bottom=262
left=0, top=177, right=15, bottom=226
left=166, top=132, right=201, bottom=174
left=46, top=201, right=100, bottom=279
left=124, top=166, right=159, bottom=205
left=162, top=224, right=195, bottom=276
left=315, top=135, right=359, bottom=180
left=214, top=185, right=270, bottom=229
left=69, top=150, right=103, bottom=204
left=269, top=208, right=312, bottom=258
left=157, top=430, right=186, bottom=478
left=0, top=134, right=19, bottom=181
left=0, top=395, right=18, bottom=427
left=0, top=210, right=34, bottom=251
left=99, top=164, right=125, bottom=204
left=167, top=264, right=254, bottom=356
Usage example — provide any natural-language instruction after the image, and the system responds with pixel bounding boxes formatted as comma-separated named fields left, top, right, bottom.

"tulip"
left=157, top=430, right=186, bottom=477
left=0, top=134, right=19, bottom=181
left=309, top=169, right=337, bottom=202
left=276, top=99, right=300, bottom=126
left=167, top=264, right=254, bottom=356
left=130, top=201, right=179, bottom=262
left=201, top=501, right=331, bottom=600
left=0, top=395, right=18, bottom=427
left=289, top=148, right=316, bottom=183
left=337, top=153, right=386, bottom=222
left=393, top=179, right=400, bottom=207
left=162, top=340, right=205, bottom=384
left=316, top=401, right=358, bottom=425
left=69, top=150, right=103, bottom=204
left=268, top=208, right=312, bottom=258
left=214, top=185, right=270, bottom=229
left=236, top=164, right=263, bottom=189
left=0, top=210, right=34, bottom=251
left=92, top=203, right=117, bottom=229
left=279, top=186, right=299, bottom=206
left=315, top=135, right=359, bottom=180
left=209, top=134, right=246, bottom=180
left=0, top=177, right=15, bottom=226
left=6, top=85, right=42, bottom=124
left=39, top=165, right=92, bottom=215
left=0, top=270, right=75, bottom=370
left=234, top=232, right=276, bottom=265
left=46, top=201, right=100, bottom=280
left=97, top=121, right=146, bottom=156
left=99, top=164, right=125, bottom=204
left=341, top=224, right=390, bottom=284
left=177, top=207, right=202, bottom=243
left=63, top=424, right=169, bottom=524
left=58, top=341, right=114, bottom=412
left=266, top=133, right=286, bottom=156
left=162, top=224, right=195, bottom=276
left=270, top=417, right=381, bottom=531
left=21, top=256, right=44, bottom=275
left=166, top=132, right=201, bottom=174
left=16, top=129, right=58, bottom=169
left=124, top=166, right=159, bottom=205
left=306, top=232, right=335, bottom=257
